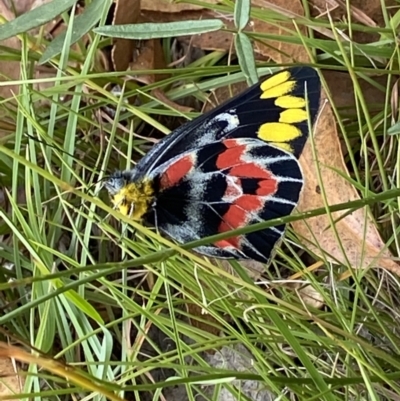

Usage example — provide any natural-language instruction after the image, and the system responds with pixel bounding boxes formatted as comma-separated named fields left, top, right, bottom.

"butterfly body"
left=105, top=67, right=321, bottom=263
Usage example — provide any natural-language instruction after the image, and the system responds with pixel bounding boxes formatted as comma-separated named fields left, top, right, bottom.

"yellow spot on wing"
left=258, top=122, right=301, bottom=142
left=279, top=109, right=308, bottom=124
left=260, top=80, right=297, bottom=99
left=260, top=71, right=297, bottom=99
left=270, top=142, right=293, bottom=152
left=275, top=95, right=306, bottom=109
left=260, top=71, right=291, bottom=91
left=111, top=179, right=154, bottom=221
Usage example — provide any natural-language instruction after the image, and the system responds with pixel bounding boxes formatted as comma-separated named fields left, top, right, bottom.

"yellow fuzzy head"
left=104, top=171, right=154, bottom=221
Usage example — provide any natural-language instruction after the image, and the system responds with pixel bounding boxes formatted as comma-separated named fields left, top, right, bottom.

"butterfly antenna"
left=25, top=133, right=76, bottom=159
left=26, top=133, right=108, bottom=177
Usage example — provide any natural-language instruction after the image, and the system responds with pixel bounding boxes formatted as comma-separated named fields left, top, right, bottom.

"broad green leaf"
left=39, top=0, right=112, bottom=64
left=0, top=0, right=77, bottom=41
left=235, top=32, right=258, bottom=85
left=234, top=0, right=251, bottom=31
left=94, top=19, right=224, bottom=40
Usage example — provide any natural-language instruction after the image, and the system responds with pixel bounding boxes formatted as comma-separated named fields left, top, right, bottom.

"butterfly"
left=104, top=67, right=321, bottom=263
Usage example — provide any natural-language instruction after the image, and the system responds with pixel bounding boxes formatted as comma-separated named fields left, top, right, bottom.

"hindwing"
left=145, top=138, right=303, bottom=263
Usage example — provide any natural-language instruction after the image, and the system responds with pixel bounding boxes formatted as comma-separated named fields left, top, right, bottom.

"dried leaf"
left=142, top=0, right=308, bottom=63
left=249, top=0, right=309, bottom=63
left=310, top=0, right=398, bottom=43
left=288, top=282, right=325, bottom=309
left=335, top=0, right=377, bottom=26
left=299, top=285, right=325, bottom=309
left=186, top=301, right=223, bottom=338
left=151, top=88, right=193, bottom=112
left=294, top=98, right=400, bottom=275
left=0, top=357, right=24, bottom=401
left=128, top=38, right=168, bottom=84
left=12, top=0, right=36, bottom=14
left=180, top=13, right=234, bottom=51
left=324, top=70, right=387, bottom=113
left=111, top=0, right=141, bottom=71
left=33, top=68, right=59, bottom=108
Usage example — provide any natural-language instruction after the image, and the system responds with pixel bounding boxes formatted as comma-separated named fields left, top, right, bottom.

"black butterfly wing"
left=135, top=66, right=320, bottom=178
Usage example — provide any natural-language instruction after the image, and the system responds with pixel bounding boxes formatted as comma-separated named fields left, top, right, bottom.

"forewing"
left=145, top=138, right=303, bottom=263
left=135, top=67, right=320, bottom=177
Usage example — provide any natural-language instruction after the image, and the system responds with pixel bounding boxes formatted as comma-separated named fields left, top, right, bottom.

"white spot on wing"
left=222, top=175, right=242, bottom=202
left=213, top=111, right=240, bottom=131
left=195, top=111, right=240, bottom=147
left=194, top=128, right=220, bottom=148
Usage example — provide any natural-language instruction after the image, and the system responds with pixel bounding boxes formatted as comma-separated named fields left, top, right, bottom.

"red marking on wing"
left=256, top=178, right=278, bottom=196
left=230, top=162, right=272, bottom=179
left=220, top=204, right=246, bottom=232
left=215, top=195, right=264, bottom=250
left=223, top=138, right=242, bottom=148
left=215, top=238, right=240, bottom=250
left=216, top=141, right=246, bottom=170
left=159, top=154, right=194, bottom=189
left=235, top=195, right=263, bottom=212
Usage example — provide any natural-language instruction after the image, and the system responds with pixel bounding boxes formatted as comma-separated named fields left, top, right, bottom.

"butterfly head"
left=104, top=170, right=154, bottom=221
